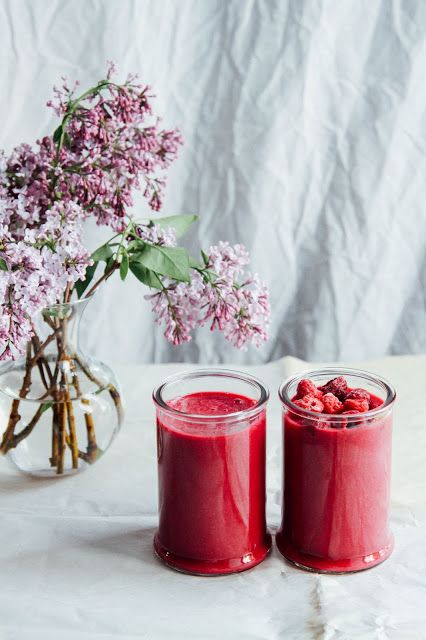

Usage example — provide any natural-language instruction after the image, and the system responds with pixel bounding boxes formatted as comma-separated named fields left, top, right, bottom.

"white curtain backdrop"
left=1, top=0, right=425, bottom=365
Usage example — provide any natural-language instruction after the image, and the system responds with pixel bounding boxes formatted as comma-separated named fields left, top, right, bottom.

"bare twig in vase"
left=57, top=393, right=67, bottom=475
left=73, top=353, right=123, bottom=421
left=0, top=344, right=33, bottom=453
left=50, top=402, right=59, bottom=467
left=65, top=387, right=79, bottom=469
left=71, top=368, right=98, bottom=463
left=9, top=404, right=45, bottom=449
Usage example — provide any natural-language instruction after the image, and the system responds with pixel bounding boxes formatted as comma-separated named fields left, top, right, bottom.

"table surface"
left=1, top=355, right=425, bottom=640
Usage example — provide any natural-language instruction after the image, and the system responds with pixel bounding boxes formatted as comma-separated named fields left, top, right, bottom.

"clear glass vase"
left=0, top=296, right=124, bottom=477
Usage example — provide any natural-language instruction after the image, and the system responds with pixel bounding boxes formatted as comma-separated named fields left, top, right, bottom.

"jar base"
left=153, top=533, right=272, bottom=576
left=275, top=531, right=394, bottom=574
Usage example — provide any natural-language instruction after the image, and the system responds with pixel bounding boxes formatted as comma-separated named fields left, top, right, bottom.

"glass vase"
left=276, top=367, right=396, bottom=573
left=153, top=369, right=271, bottom=575
left=0, top=296, right=124, bottom=477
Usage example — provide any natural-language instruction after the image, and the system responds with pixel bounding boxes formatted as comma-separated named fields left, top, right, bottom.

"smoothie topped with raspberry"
left=292, top=375, right=384, bottom=416
left=277, top=368, right=396, bottom=573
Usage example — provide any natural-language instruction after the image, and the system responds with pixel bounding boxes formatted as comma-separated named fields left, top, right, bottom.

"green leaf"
left=40, top=402, right=53, bottom=415
left=0, top=258, right=8, bottom=271
left=63, top=131, right=71, bottom=148
left=154, top=214, right=198, bottom=239
left=189, top=256, right=204, bottom=269
left=129, top=262, right=162, bottom=289
left=91, top=244, right=113, bottom=263
left=75, top=262, right=98, bottom=298
left=126, top=238, right=145, bottom=253
left=201, top=250, right=209, bottom=266
left=120, top=252, right=129, bottom=281
left=104, top=255, right=115, bottom=274
left=132, top=245, right=190, bottom=282
left=53, top=125, right=63, bottom=144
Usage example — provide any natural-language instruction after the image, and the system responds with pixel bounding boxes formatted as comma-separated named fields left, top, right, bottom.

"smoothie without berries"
left=276, top=375, right=394, bottom=572
left=155, top=391, right=271, bottom=575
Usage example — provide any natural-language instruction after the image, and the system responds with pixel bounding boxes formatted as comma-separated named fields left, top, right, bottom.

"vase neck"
left=36, top=297, right=92, bottom=358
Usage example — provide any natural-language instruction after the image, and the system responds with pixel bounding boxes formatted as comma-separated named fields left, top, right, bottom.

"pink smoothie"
left=154, top=391, right=271, bottom=575
left=276, top=393, right=393, bottom=572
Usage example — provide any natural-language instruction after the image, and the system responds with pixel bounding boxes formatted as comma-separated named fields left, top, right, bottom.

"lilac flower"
left=0, top=66, right=183, bottom=359
left=147, top=242, right=270, bottom=349
left=134, top=223, right=176, bottom=247
left=43, top=72, right=183, bottom=230
left=0, top=66, right=270, bottom=361
left=0, top=192, right=91, bottom=359
left=4, top=67, right=183, bottom=234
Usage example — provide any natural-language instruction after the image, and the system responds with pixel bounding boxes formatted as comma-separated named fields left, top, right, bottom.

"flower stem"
left=56, top=392, right=67, bottom=474
left=83, top=262, right=119, bottom=298
left=0, top=344, right=33, bottom=453
left=65, top=385, right=79, bottom=469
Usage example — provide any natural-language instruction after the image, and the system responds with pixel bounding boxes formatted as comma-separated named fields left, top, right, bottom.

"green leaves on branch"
left=119, top=252, right=129, bottom=281
left=129, top=262, right=162, bottom=289
left=91, top=244, right=113, bottom=263
left=131, top=245, right=190, bottom=282
left=74, top=214, right=199, bottom=298
left=0, top=258, right=8, bottom=271
left=75, top=262, right=99, bottom=299
left=53, top=125, right=63, bottom=144
left=75, top=243, right=114, bottom=298
left=152, top=214, right=197, bottom=239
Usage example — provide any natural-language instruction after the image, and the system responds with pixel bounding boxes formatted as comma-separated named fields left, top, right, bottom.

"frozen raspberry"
left=293, top=394, right=324, bottom=413
left=322, top=393, right=343, bottom=414
left=296, top=378, right=323, bottom=399
left=369, top=396, right=384, bottom=410
left=345, top=388, right=370, bottom=402
left=319, top=376, right=348, bottom=400
left=343, top=398, right=369, bottom=413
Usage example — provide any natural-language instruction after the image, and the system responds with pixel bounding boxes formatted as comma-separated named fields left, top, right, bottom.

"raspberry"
left=296, top=378, right=323, bottom=399
left=319, top=376, right=348, bottom=400
left=369, top=396, right=384, bottom=410
left=293, top=394, right=324, bottom=413
left=345, top=388, right=370, bottom=402
left=322, top=393, right=343, bottom=414
left=343, top=398, right=369, bottom=413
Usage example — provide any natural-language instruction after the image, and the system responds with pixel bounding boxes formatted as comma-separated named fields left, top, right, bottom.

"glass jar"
left=276, top=367, right=396, bottom=573
left=153, top=369, right=271, bottom=575
left=0, top=297, right=124, bottom=477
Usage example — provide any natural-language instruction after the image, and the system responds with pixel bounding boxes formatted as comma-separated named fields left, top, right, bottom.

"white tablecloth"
left=1, top=355, right=425, bottom=639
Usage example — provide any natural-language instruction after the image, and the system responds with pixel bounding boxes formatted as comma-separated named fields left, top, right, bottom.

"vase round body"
left=276, top=368, right=395, bottom=573
left=153, top=369, right=271, bottom=576
left=0, top=297, right=124, bottom=477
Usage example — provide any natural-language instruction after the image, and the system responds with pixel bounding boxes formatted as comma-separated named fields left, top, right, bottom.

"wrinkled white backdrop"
left=1, top=0, right=425, bottom=365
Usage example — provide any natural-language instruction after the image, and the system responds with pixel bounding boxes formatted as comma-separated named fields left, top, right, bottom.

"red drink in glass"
left=276, top=368, right=396, bottom=573
left=153, top=370, right=271, bottom=575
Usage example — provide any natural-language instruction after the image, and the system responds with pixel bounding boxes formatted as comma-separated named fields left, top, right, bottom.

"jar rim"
left=153, top=368, right=269, bottom=422
left=278, top=367, right=396, bottom=421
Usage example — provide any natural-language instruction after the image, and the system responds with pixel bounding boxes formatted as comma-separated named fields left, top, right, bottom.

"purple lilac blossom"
left=146, top=242, right=270, bottom=349
left=0, top=65, right=270, bottom=359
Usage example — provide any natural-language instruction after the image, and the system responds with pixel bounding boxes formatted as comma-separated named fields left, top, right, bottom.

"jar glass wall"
left=153, top=369, right=271, bottom=575
left=276, top=368, right=396, bottom=573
